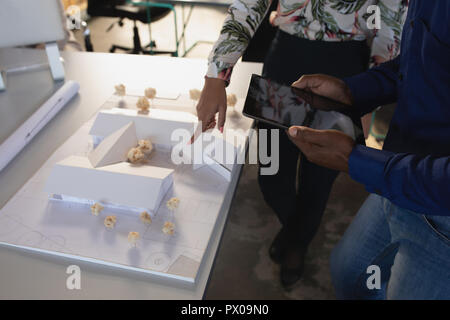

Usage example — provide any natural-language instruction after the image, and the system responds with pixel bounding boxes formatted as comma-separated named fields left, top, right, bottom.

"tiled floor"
left=73, top=6, right=390, bottom=299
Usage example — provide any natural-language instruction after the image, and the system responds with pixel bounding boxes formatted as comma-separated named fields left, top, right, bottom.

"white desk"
left=0, top=48, right=262, bottom=299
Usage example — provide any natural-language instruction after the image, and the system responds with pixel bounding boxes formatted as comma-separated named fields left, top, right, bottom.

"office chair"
left=87, top=0, right=172, bottom=55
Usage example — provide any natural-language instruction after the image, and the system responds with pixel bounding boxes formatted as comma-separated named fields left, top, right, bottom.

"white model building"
left=89, top=108, right=198, bottom=147
left=45, top=155, right=174, bottom=213
left=184, top=129, right=246, bottom=181
left=44, top=106, right=199, bottom=214
left=88, top=122, right=138, bottom=168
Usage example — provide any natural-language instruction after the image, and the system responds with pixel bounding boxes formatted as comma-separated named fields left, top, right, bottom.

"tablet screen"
left=243, top=75, right=309, bottom=129
left=242, top=74, right=364, bottom=143
left=243, top=74, right=359, bottom=131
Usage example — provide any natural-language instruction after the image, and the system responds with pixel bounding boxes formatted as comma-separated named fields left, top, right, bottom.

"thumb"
left=289, top=126, right=324, bottom=144
left=292, top=75, right=318, bottom=90
left=288, top=126, right=300, bottom=138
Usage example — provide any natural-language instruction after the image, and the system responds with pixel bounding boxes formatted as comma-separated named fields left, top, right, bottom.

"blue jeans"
left=330, top=194, right=450, bottom=299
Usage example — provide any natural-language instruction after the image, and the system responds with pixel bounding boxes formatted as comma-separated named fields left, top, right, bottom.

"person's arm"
left=286, top=126, right=450, bottom=216
left=206, top=0, right=272, bottom=82
left=195, top=0, right=272, bottom=135
left=292, top=55, right=401, bottom=116
left=360, top=0, right=407, bottom=137
left=343, top=0, right=408, bottom=116
left=368, top=0, right=407, bottom=66
left=343, top=56, right=399, bottom=116
left=349, top=146, right=450, bottom=216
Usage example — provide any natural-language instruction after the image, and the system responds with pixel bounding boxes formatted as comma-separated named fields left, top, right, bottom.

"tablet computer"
left=242, top=74, right=363, bottom=141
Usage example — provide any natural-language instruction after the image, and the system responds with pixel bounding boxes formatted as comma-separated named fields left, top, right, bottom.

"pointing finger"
left=217, top=104, right=226, bottom=133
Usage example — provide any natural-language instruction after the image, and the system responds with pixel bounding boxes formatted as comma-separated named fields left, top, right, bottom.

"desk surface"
left=0, top=48, right=262, bottom=299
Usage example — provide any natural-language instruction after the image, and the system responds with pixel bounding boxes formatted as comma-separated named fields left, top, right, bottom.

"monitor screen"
left=0, top=0, right=65, bottom=48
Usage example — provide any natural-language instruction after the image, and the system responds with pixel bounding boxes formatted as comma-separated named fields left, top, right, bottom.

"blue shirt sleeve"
left=343, top=57, right=400, bottom=116
left=349, top=145, right=450, bottom=216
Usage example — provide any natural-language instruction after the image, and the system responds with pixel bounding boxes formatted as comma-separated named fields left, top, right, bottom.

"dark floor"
left=205, top=163, right=369, bottom=300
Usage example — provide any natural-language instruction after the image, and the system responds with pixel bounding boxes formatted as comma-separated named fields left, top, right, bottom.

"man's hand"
left=292, top=74, right=354, bottom=106
left=288, top=126, right=355, bottom=172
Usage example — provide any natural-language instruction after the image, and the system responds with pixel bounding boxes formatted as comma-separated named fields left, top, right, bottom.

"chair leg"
left=109, top=21, right=144, bottom=54
left=84, top=34, right=94, bottom=52
left=144, top=41, right=157, bottom=49
left=108, top=19, right=176, bottom=56
left=110, top=45, right=132, bottom=53
left=132, top=22, right=143, bottom=54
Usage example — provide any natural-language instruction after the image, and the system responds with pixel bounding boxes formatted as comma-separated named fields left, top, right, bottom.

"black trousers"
left=258, top=30, right=370, bottom=250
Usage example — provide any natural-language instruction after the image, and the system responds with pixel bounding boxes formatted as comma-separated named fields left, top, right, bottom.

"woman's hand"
left=196, top=77, right=227, bottom=134
left=292, top=74, right=354, bottom=106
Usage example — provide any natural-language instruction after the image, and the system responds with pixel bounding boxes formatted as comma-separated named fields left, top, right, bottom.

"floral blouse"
left=206, top=0, right=408, bottom=82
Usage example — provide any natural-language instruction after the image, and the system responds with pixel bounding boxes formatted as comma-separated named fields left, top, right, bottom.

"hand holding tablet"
left=242, top=75, right=363, bottom=142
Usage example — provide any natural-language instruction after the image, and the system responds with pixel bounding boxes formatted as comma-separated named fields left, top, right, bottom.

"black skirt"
left=262, top=29, right=370, bottom=85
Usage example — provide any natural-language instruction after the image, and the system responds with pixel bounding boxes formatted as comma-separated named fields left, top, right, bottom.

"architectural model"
left=166, top=197, right=180, bottom=210
left=127, top=147, right=145, bottom=164
left=44, top=155, right=174, bottom=212
left=145, top=87, right=157, bottom=99
left=115, top=84, right=126, bottom=96
left=0, top=87, right=251, bottom=284
left=128, top=231, right=140, bottom=245
left=138, top=139, right=153, bottom=154
left=140, top=211, right=152, bottom=225
left=104, top=215, right=117, bottom=229
left=185, top=128, right=246, bottom=181
left=88, top=122, right=138, bottom=168
left=48, top=120, right=173, bottom=214
left=89, top=108, right=198, bottom=147
left=162, top=222, right=175, bottom=235
left=136, top=96, right=150, bottom=113
left=91, top=202, right=104, bottom=216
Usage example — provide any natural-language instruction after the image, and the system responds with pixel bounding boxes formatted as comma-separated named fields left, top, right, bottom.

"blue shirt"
left=344, top=0, right=450, bottom=216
